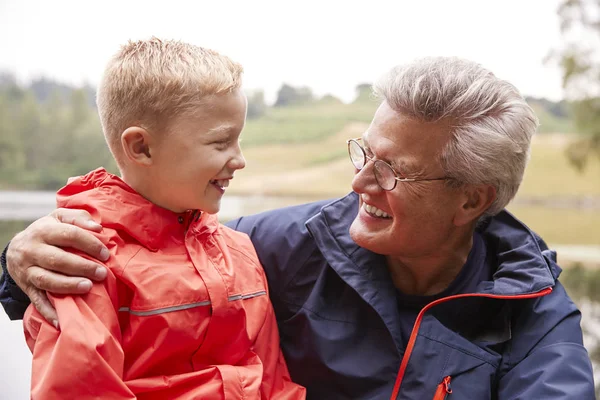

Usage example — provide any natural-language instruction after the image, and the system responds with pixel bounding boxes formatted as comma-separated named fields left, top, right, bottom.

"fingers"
left=26, top=266, right=94, bottom=294
left=27, top=287, right=59, bottom=329
left=6, top=210, right=109, bottom=298
left=29, top=245, right=107, bottom=281
left=36, top=223, right=109, bottom=264
left=51, top=208, right=103, bottom=232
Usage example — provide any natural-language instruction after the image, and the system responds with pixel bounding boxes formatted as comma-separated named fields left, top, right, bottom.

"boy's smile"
left=209, top=178, right=232, bottom=194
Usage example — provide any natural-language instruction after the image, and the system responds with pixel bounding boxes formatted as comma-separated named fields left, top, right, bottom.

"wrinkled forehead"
left=362, top=106, right=453, bottom=173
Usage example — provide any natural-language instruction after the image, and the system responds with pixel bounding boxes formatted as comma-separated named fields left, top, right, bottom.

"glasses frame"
left=346, top=138, right=449, bottom=191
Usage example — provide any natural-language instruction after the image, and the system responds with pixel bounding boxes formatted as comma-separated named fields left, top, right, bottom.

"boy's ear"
left=121, top=127, right=153, bottom=166
left=453, top=184, right=496, bottom=227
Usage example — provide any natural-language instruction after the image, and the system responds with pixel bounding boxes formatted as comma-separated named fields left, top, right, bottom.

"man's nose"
left=351, top=160, right=380, bottom=194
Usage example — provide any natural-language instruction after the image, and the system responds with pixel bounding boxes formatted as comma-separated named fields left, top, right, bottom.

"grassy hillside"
left=242, top=98, right=379, bottom=146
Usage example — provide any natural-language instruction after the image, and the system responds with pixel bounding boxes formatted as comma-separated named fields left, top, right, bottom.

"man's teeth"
left=364, top=203, right=391, bottom=218
left=212, top=179, right=229, bottom=188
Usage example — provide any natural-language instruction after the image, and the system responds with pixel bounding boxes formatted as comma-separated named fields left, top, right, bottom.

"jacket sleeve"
left=252, top=299, right=306, bottom=400
left=0, top=242, right=31, bottom=320
left=497, top=282, right=596, bottom=399
left=226, top=203, right=324, bottom=323
left=23, top=258, right=136, bottom=400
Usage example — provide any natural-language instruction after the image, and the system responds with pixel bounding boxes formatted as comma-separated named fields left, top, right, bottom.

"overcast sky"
left=0, top=0, right=565, bottom=103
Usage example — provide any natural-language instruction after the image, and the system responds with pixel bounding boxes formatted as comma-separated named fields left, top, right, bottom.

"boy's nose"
left=229, top=151, right=246, bottom=170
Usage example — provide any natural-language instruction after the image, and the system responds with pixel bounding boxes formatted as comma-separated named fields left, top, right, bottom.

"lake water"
left=0, top=190, right=316, bottom=221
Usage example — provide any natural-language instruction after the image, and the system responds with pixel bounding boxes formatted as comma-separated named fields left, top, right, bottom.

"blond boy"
left=23, top=37, right=305, bottom=400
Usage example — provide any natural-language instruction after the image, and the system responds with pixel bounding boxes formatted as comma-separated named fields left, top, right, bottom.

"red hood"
left=56, top=168, right=219, bottom=251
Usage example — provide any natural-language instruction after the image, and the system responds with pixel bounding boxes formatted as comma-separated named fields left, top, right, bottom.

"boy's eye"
left=213, top=140, right=230, bottom=149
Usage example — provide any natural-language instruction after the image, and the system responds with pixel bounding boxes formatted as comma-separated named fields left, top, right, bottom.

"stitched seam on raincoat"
left=119, top=301, right=211, bottom=316
left=228, top=290, right=267, bottom=301
left=113, top=244, right=144, bottom=276
left=224, top=240, right=263, bottom=270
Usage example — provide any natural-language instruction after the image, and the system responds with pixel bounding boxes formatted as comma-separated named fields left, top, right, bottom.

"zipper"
left=388, top=287, right=553, bottom=400
left=179, top=210, right=201, bottom=232
left=432, top=376, right=452, bottom=400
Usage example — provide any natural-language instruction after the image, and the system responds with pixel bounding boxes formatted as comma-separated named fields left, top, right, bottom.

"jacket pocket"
left=432, top=376, right=452, bottom=400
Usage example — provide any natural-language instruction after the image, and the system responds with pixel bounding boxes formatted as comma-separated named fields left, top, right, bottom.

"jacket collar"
left=307, top=192, right=557, bottom=298
left=305, top=192, right=558, bottom=352
left=305, top=192, right=405, bottom=352
left=56, top=168, right=219, bottom=252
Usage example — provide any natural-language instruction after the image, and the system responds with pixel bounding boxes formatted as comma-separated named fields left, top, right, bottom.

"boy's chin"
left=201, top=203, right=221, bottom=215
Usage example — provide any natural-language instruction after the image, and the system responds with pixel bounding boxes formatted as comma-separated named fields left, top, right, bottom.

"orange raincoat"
left=24, top=168, right=305, bottom=400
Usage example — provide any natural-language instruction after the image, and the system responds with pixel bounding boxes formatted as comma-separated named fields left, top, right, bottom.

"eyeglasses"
left=346, top=138, right=449, bottom=191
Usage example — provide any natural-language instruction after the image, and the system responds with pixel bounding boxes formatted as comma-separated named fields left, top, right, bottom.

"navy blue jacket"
left=1, top=193, right=596, bottom=399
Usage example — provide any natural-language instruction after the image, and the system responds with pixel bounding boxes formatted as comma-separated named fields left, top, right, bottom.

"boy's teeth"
left=364, top=203, right=391, bottom=218
left=212, top=179, right=229, bottom=188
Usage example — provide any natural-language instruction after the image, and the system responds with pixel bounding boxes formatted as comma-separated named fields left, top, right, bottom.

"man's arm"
left=0, top=209, right=110, bottom=323
left=498, top=283, right=595, bottom=399
left=0, top=243, right=30, bottom=319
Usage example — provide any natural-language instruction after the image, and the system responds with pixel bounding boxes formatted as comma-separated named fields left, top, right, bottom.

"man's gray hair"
left=373, top=57, right=539, bottom=216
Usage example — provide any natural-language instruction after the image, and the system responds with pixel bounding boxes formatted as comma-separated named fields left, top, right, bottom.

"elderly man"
left=1, top=57, right=595, bottom=399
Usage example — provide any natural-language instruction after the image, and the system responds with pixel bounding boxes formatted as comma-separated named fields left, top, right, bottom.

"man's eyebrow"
left=391, top=159, right=418, bottom=175
left=363, top=135, right=417, bottom=174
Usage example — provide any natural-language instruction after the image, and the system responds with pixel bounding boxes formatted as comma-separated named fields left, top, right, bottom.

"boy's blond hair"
left=96, top=37, right=243, bottom=167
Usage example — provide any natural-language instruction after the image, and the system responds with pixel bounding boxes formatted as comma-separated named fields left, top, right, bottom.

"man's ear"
left=121, top=127, right=153, bottom=166
left=453, top=184, right=497, bottom=226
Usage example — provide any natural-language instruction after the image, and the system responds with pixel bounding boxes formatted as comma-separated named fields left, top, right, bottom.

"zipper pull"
left=432, top=376, right=452, bottom=400
left=442, top=376, right=452, bottom=394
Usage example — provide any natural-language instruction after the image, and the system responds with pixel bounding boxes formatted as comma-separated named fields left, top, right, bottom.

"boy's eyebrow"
left=206, top=124, right=237, bottom=136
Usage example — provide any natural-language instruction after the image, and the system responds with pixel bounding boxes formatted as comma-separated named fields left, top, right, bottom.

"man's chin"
left=349, top=219, right=368, bottom=246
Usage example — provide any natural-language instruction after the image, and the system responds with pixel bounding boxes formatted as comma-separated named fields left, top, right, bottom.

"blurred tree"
left=552, top=0, right=600, bottom=171
left=30, top=77, right=72, bottom=104
left=353, top=83, right=372, bottom=103
left=0, top=78, right=113, bottom=189
left=274, top=83, right=314, bottom=107
left=18, top=92, right=44, bottom=171
left=0, top=71, right=18, bottom=89
left=0, top=93, right=24, bottom=183
left=246, top=89, right=267, bottom=119
left=317, top=94, right=343, bottom=105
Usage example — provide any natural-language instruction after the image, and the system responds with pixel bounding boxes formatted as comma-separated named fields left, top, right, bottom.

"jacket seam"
left=280, top=298, right=389, bottom=327
left=116, top=245, right=144, bottom=275
left=503, top=304, right=582, bottom=369
left=500, top=342, right=589, bottom=383
left=419, top=333, right=500, bottom=368
left=500, top=210, right=555, bottom=280
left=528, top=341, right=588, bottom=355
left=273, top=248, right=317, bottom=303
left=224, top=241, right=263, bottom=270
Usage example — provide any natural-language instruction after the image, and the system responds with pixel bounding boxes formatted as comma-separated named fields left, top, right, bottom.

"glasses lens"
left=374, top=160, right=396, bottom=190
left=348, top=140, right=365, bottom=169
